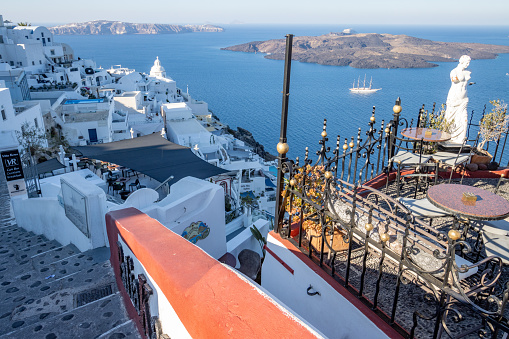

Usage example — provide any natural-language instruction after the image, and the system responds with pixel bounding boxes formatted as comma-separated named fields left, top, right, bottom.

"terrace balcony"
left=270, top=100, right=509, bottom=338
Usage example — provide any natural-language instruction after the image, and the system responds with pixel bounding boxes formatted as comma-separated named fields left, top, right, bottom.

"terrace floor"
left=317, top=177, right=509, bottom=338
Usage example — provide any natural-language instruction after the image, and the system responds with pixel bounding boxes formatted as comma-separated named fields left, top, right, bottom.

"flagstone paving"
left=0, top=165, right=140, bottom=338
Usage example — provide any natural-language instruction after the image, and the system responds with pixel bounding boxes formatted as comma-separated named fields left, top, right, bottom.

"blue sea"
left=56, top=25, right=509, bottom=163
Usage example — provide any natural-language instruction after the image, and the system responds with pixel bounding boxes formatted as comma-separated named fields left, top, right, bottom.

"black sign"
left=1, top=150, right=24, bottom=182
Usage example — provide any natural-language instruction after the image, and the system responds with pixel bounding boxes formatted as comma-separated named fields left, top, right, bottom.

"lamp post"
left=275, top=34, right=294, bottom=233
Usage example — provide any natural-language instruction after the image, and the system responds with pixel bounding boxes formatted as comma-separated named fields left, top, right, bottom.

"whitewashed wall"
left=262, top=234, right=389, bottom=339
left=142, top=177, right=227, bottom=260
left=12, top=173, right=108, bottom=252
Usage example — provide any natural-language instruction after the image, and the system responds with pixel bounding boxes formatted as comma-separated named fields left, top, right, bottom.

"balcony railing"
left=274, top=108, right=509, bottom=338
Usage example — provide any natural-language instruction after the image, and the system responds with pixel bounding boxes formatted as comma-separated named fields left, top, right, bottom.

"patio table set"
left=391, top=127, right=509, bottom=263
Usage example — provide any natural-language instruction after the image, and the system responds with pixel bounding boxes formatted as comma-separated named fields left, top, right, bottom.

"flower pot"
left=306, top=227, right=349, bottom=253
left=471, top=151, right=492, bottom=165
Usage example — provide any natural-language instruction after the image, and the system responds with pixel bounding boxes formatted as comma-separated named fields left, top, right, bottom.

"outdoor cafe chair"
left=389, top=135, right=431, bottom=168
left=388, top=135, right=435, bottom=197
left=395, top=161, right=440, bottom=199
left=129, top=179, right=146, bottom=191
left=432, top=134, right=479, bottom=184
left=477, top=175, right=509, bottom=264
left=396, top=196, right=453, bottom=229
left=111, top=182, right=124, bottom=195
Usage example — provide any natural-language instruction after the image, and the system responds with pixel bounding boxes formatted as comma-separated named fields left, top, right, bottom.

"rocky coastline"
left=49, top=20, right=224, bottom=35
left=222, top=32, right=509, bottom=69
left=226, top=126, right=277, bottom=161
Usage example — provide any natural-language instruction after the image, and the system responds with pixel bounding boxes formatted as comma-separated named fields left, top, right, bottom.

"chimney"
left=0, top=15, right=4, bottom=27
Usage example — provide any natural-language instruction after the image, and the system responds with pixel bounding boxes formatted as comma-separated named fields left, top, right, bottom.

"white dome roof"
left=150, top=56, right=166, bottom=78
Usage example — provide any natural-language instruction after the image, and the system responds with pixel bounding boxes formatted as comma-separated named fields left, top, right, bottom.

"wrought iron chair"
left=432, top=133, right=480, bottom=184
left=389, top=136, right=434, bottom=197
left=396, top=196, right=452, bottom=229
left=479, top=175, right=509, bottom=264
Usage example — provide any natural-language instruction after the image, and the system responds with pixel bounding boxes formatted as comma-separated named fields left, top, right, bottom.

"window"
left=34, top=118, right=38, bottom=128
left=36, top=38, right=39, bottom=40
left=39, top=60, right=42, bottom=64
left=60, top=76, right=64, bottom=81
left=32, top=61, right=35, bottom=65
left=50, top=50, right=55, bottom=55
left=47, top=38, right=50, bottom=42
left=1, top=110, right=6, bottom=121
left=9, top=61, right=13, bottom=66
left=41, top=32, right=44, bottom=37
left=0, top=54, right=2, bottom=59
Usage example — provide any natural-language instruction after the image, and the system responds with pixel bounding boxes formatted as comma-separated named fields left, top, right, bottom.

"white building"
left=0, top=84, right=47, bottom=148
left=56, top=96, right=116, bottom=145
left=0, top=16, right=75, bottom=73
left=163, top=102, right=229, bottom=166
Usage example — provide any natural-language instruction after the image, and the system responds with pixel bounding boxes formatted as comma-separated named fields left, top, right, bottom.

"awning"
left=36, top=158, right=65, bottom=176
left=72, top=133, right=228, bottom=184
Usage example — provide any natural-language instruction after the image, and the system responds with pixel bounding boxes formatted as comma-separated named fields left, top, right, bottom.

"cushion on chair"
left=481, top=219, right=509, bottom=236
left=432, top=152, right=470, bottom=166
left=397, top=197, right=451, bottom=218
left=392, top=151, right=431, bottom=165
left=483, top=231, right=509, bottom=265
left=438, top=142, right=472, bottom=153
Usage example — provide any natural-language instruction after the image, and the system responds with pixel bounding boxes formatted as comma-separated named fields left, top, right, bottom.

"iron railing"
left=275, top=114, right=509, bottom=338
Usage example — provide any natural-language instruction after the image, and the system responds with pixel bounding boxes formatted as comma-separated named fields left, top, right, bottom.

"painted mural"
left=181, top=221, right=210, bottom=244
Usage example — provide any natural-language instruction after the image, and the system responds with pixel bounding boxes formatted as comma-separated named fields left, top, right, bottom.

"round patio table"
left=401, top=127, right=451, bottom=143
left=427, top=184, right=509, bottom=221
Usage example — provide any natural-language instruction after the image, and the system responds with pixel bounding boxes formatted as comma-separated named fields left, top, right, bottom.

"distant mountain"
left=222, top=32, right=509, bottom=69
left=49, top=20, right=224, bottom=35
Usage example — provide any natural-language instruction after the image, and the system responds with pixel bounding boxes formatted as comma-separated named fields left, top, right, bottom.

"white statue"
left=444, top=55, right=471, bottom=143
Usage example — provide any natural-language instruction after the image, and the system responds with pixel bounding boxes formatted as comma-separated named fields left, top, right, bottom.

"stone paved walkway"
left=0, top=166, right=140, bottom=338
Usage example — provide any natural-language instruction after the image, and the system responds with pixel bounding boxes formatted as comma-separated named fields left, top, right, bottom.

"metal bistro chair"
left=432, top=133, right=480, bottom=184
left=389, top=135, right=434, bottom=198
left=479, top=175, right=509, bottom=264
left=390, top=136, right=453, bottom=228
left=129, top=179, right=146, bottom=191
left=111, top=182, right=124, bottom=195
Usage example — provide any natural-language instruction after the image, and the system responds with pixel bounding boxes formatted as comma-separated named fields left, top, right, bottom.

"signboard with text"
left=1, top=150, right=26, bottom=197
left=1, top=150, right=24, bottom=181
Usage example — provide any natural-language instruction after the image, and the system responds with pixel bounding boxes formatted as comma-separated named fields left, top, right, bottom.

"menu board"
left=1, top=150, right=26, bottom=197
left=1, top=150, right=24, bottom=181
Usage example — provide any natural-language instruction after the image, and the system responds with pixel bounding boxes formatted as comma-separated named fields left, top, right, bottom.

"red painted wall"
left=106, top=208, right=321, bottom=339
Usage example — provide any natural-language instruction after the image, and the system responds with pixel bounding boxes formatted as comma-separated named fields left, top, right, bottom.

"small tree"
left=17, top=22, right=31, bottom=26
left=419, top=104, right=454, bottom=132
left=477, top=100, right=509, bottom=152
left=16, top=121, right=46, bottom=156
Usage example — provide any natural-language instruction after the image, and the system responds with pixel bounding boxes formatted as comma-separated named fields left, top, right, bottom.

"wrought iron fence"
left=275, top=114, right=509, bottom=338
left=20, top=151, right=40, bottom=198
left=418, top=103, right=509, bottom=166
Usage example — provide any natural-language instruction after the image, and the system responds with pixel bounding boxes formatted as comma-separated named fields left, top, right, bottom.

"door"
left=88, top=129, right=98, bottom=143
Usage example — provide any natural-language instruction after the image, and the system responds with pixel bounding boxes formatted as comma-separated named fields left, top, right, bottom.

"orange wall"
left=106, top=207, right=321, bottom=339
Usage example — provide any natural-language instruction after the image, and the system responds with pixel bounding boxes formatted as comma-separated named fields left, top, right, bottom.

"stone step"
left=96, top=319, right=142, bottom=339
left=1, top=292, right=137, bottom=339
left=0, top=259, right=117, bottom=332
left=0, top=247, right=114, bottom=336
left=0, top=226, right=38, bottom=246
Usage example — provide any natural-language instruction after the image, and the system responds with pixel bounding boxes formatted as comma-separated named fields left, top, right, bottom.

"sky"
left=2, top=0, right=509, bottom=26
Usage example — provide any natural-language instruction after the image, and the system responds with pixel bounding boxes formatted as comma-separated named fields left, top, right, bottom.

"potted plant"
left=285, top=165, right=348, bottom=253
left=472, top=100, right=509, bottom=165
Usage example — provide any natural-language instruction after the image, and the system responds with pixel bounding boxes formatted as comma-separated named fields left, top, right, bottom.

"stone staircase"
left=0, top=171, right=140, bottom=338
